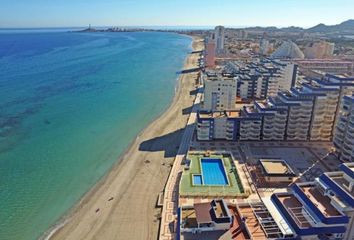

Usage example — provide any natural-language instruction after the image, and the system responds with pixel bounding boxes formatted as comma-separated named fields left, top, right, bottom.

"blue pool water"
left=193, top=175, right=203, bottom=185
left=201, top=159, right=228, bottom=185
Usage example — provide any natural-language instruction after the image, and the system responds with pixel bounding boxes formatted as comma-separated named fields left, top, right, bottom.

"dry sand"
left=46, top=36, right=203, bottom=240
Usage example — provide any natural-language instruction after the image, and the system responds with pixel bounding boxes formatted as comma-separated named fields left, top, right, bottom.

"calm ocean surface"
left=0, top=31, right=191, bottom=240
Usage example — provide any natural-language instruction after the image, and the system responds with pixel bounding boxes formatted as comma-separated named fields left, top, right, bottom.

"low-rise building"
left=179, top=199, right=232, bottom=234
left=259, top=159, right=296, bottom=183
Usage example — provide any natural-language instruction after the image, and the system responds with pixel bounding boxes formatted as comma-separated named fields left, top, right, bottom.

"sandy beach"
left=46, top=36, right=203, bottom=240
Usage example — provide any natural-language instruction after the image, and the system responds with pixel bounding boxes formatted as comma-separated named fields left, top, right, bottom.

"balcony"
left=348, top=122, right=354, bottom=133
left=343, top=138, right=354, bottom=148
left=333, top=137, right=343, bottom=149
left=197, top=134, right=211, bottom=141
left=198, top=122, right=210, bottom=127
left=311, top=123, right=321, bottom=129
left=346, top=130, right=354, bottom=140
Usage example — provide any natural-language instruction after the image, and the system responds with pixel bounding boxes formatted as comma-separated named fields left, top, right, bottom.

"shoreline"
left=42, top=35, right=203, bottom=240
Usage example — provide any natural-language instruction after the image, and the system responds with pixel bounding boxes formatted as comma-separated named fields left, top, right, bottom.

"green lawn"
left=179, top=153, right=246, bottom=197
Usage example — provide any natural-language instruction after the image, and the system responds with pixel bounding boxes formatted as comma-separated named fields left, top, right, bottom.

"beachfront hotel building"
left=334, top=95, right=354, bottom=162
left=214, top=26, right=225, bottom=54
left=271, top=163, right=354, bottom=240
left=201, top=72, right=237, bottom=111
left=197, top=73, right=354, bottom=141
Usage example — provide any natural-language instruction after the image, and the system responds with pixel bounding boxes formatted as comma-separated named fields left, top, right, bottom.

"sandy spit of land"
left=44, top=36, right=203, bottom=240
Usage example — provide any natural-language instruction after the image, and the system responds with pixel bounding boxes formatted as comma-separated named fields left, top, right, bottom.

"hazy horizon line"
left=0, top=24, right=321, bottom=30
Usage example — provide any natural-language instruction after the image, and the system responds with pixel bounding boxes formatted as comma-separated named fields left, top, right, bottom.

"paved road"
left=159, top=88, right=202, bottom=240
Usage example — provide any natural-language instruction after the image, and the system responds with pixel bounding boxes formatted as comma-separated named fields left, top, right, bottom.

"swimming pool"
left=193, top=175, right=203, bottom=185
left=201, top=158, right=229, bottom=185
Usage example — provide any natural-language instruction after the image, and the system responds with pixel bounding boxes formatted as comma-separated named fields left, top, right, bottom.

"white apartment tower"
left=214, top=26, right=225, bottom=53
left=202, top=72, right=237, bottom=111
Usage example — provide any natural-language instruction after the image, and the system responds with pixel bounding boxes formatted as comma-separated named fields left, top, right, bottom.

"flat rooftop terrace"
left=256, top=100, right=272, bottom=109
left=237, top=205, right=267, bottom=239
left=276, top=194, right=312, bottom=228
left=204, top=72, right=236, bottom=81
left=181, top=205, right=250, bottom=240
left=179, top=153, right=245, bottom=198
left=260, top=159, right=295, bottom=176
left=300, top=185, right=341, bottom=217
left=199, top=111, right=240, bottom=119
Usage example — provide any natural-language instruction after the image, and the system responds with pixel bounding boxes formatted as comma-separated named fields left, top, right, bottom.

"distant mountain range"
left=307, top=20, right=354, bottom=33
left=243, top=20, right=354, bottom=34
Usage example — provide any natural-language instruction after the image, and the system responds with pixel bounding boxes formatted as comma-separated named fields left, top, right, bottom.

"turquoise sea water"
left=0, top=31, right=191, bottom=240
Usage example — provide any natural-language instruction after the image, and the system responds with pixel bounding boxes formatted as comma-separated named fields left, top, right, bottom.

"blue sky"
left=1, top=0, right=353, bottom=28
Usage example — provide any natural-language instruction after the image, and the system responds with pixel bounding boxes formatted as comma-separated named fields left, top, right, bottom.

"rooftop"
left=276, top=193, right=312, bottom=228
left=237, top=201, right=284, bottom=239
left=295, top=59, right=353, bottom=64
left=204, top=72, right=236, bottom=81
left=194, top=202, right=212, bottom=223
left=181, top=208, right=198, bottom=229
left=300, top=185, right=341, bottom=217
left=259, top=159, right=296, bottom=177
left=198, top=111, right=240, bottom=119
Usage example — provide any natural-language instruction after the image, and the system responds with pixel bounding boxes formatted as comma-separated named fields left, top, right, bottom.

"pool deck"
left=179, top=153, right=248, bottom=197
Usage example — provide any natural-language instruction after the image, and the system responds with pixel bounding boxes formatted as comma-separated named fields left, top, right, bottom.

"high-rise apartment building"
left=214, top=26, right=225, bottom=54
left=201, top=72, right=237, bottom=111
left=204, top=38, right=216, bottom=68
left=333, top=94, right=354, bottom=161
left=197, top=74, right=354, bottom=141
left=227, top=59, right=298, bottom=100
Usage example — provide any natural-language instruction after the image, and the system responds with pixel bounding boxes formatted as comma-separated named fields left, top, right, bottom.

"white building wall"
left=203, top=78, right=237, bottom=111
left=213, top=117, right=228, bottom=139
left=267, top=62, right=296, bottom=97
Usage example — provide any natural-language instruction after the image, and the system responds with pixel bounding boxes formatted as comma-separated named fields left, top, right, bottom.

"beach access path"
left=47, top=36, right=203, bottom=240
left=159, top=81, right=202, bottom=240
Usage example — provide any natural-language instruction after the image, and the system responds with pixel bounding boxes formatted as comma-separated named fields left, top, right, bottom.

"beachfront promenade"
left=159, top=87, right=202, bottom=240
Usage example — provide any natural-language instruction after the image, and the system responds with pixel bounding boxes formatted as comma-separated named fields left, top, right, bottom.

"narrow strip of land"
left=46, top=36, right=203, bottom=240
